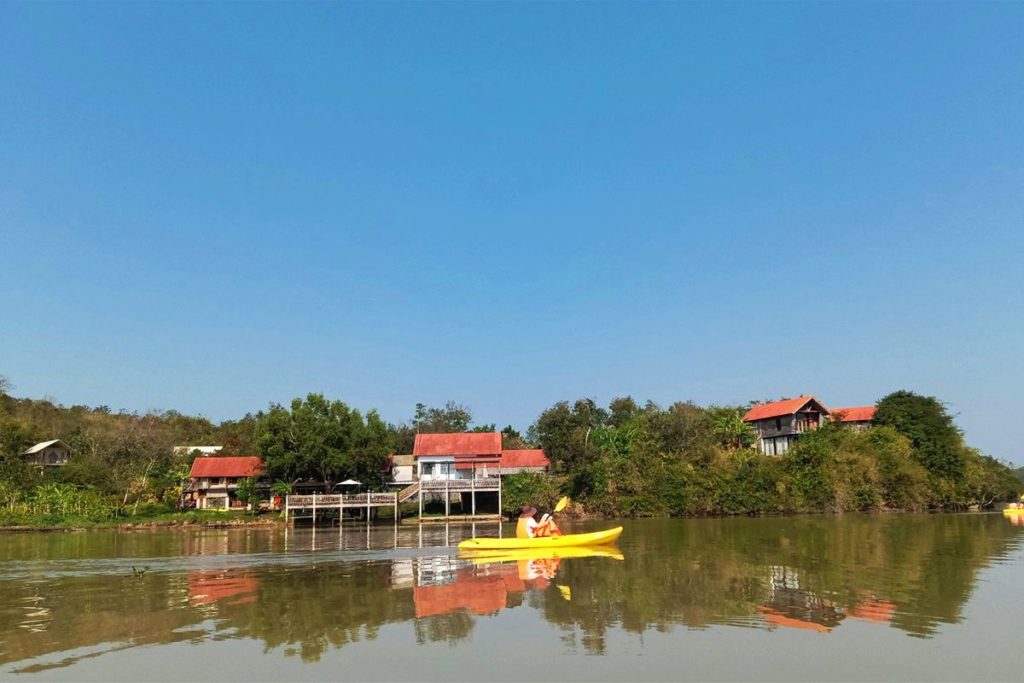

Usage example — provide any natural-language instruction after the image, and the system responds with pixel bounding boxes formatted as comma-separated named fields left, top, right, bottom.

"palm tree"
left=714, top=412, right=756, bottom=450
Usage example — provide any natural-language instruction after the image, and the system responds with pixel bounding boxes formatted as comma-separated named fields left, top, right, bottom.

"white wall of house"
left=392, top=465, right=415, bottom=483
left=416, top=456, right=465, bottom=480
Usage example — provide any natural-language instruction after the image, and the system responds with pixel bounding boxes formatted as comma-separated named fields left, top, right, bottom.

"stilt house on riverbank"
left=185, top=456, right=263, bottom=510
left=743, top=396, right=829, bottom=456
left=743, top=396, right=878, bottom=455
left=409, top=432, right=504, bottom=518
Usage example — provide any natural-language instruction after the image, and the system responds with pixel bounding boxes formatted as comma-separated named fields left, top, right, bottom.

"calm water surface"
left=1, top=514, right=1022, bottom=681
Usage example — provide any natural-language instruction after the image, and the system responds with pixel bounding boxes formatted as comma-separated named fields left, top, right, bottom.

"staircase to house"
left=397, top=481, right=420, bottom=503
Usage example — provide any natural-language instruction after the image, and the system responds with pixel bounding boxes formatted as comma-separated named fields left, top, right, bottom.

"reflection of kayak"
left=460, top=545, right=624, bottom=564
left=457, top=526, right=623, bottom=550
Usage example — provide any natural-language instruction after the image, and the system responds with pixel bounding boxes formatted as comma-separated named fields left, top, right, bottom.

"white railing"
left=286, top=492, right=398, bottom=508
left=420, top=478, right=500, bottom=491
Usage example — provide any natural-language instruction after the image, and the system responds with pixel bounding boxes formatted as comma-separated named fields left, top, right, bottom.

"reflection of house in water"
left=759, top=566, right=844, bottom=633
left=413, top=560, right=554, bottom=618
left=391, top=558, right=416, bottom=590
left=849, top=598, right=897, bottom=623
left=758, top=566, right=894, bottom=633
left=188, top=571, right=260, bottom=607
left=416, top=556, right=460, bottom=587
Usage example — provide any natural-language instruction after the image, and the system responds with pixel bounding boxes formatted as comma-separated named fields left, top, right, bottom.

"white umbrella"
left=337, top=479, right=363, bottom=486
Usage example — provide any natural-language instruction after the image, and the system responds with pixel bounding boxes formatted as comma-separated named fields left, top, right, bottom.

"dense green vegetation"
left=524, top=394, right=1020, bottom=516
left=0, top=372, right=1019, bottom=526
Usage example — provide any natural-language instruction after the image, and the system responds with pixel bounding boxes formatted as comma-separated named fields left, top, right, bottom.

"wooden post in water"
left=312, top=493, right=317, bottom=527
left=444, top=463, right=450, bottom=518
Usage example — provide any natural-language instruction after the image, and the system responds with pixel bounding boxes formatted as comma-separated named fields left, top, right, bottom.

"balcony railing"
left=286, top=493, right=397, bottom=508
left=420, top=478, right=500, bottom=491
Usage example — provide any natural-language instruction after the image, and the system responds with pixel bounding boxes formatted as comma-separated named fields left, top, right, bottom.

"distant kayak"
left=460, top=545, right=624, bottom=563
left=457, top=526, right=623, bottom=551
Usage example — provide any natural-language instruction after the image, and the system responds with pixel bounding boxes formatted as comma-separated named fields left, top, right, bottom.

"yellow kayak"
left=460, top=545, right=624, bottom=564
left=457, top=526, right=623, bottom=551
left=1003, top=508, right=1024, bottom=516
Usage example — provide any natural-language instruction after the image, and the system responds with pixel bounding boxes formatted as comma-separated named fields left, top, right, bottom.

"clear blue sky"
left=2, top=3, right=1022, bottom=464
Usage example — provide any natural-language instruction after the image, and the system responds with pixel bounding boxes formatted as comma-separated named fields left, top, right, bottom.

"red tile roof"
left=413, top=433, right=502, bottom=457
left=454, top=448, right=550, bottom=470
left=189, top=456, right=263, bottom=478
left=500, top=449, right=550, bottom=469
left=831, top=406, right=876, bottom=423
left=742, top=396, right=827, bottom=422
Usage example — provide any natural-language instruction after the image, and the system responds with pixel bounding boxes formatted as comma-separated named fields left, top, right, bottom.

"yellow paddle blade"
left=554, top=496, right=569, bottom=513
left=557, top=585, right=572, bottom=601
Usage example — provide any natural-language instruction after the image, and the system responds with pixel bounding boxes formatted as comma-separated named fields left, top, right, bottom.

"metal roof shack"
left=21, top=439, right=72, bottom=466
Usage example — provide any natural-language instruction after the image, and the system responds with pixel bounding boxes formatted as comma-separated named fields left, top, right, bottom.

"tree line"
left=0, top=373, right=1019, bottom=523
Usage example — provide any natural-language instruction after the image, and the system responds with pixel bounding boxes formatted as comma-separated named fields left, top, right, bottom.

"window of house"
left=775, top=417, right=782, bottom=431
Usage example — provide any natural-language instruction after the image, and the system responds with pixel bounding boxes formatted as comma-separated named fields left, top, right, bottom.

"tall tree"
left=528, top=399, right=608, bottom=474
left=874, top=391, right=965, bottom=479
left=254, top=394, right=392, bottom=489
left=412, top=401, right=473, bottom=433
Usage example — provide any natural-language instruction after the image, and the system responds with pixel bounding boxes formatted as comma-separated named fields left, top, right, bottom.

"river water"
left=0, top=513, right=1021, bottom=681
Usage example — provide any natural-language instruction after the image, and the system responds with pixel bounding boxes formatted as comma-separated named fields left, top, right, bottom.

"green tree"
left=255, top=394, right=392, bottom=489
left=528, top=399, right=608, bottom=474
left=235, top=477, right=261, bottom=513
left=874, top=391, right=965, bottom=479
left=412, top=401, right=473, bottom=433
left=712, top=411, right=756, bottom=450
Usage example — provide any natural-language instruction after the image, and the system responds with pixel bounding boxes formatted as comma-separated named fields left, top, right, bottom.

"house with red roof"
left=407, top=432, right=550, bottom=517
left=186, top=456, right=264, bottom=510
left=414, top=432, right=504, bottom=481
left=830, top=406, right=876, bottom=430
left=742, top=396, right=830, bottom=456
left=499, top=449, right=550, bottom=475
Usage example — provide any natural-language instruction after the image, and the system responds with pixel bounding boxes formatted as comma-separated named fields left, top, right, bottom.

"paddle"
left=540, top=497, right=569, bottom=526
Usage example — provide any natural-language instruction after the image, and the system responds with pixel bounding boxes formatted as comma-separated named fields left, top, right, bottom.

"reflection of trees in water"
left=0, top=515, right=1020, bottom=669
left=541, top=514, right=1023, bottom=651
left=413, top=611, right=474, bottom=645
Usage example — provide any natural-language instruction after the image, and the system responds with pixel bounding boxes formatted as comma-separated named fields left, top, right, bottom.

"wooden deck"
left=285, top=477, right=504, bottom=526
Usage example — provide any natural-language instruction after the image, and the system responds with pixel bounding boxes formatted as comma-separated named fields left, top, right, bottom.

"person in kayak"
left=516, top=505, right=562, bottom=538
left=517, top=506, right=540, bottom=538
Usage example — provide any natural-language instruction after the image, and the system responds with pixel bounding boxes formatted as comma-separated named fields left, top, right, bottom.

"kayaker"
left=517, top=505, right=540, bottom=538
left=516, top=505, right=563, bottom=539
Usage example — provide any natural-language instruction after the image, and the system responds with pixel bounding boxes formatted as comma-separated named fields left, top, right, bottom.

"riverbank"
left=0, top=510, right=287, bottom=533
